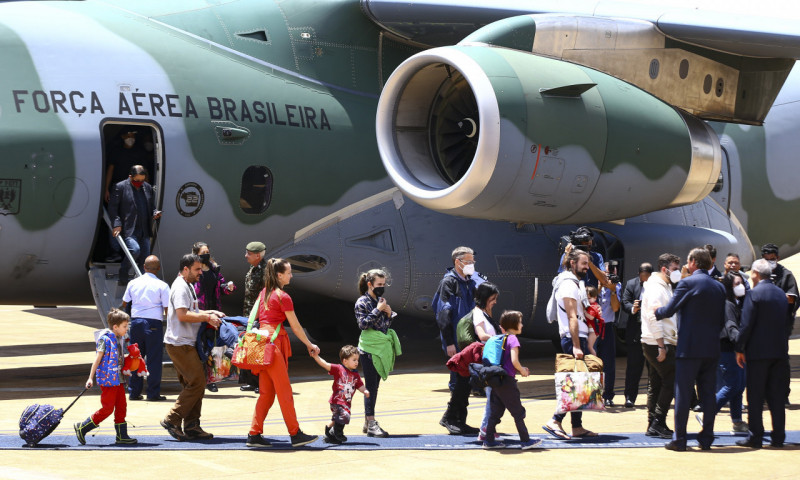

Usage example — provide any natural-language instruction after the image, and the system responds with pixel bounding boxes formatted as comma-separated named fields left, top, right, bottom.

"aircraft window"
left=286, top=255, right=328, bottom=273
left=237, top=30, right=269, bottom=43
left=239, top=166, right=272, bottom=214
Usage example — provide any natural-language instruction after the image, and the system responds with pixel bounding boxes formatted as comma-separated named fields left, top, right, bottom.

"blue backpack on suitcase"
left=19, top=389, right=87, bottom=447
left=482, top=334, right=508, bottom=366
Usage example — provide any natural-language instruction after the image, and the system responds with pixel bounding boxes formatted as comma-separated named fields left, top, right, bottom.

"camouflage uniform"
left=243, top=258, right=267, bottom=316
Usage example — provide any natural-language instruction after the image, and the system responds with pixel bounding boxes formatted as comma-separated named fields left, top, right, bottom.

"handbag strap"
left=239, top=289, right=282, bottom=345
left=572, top=359, right=589, bottom=373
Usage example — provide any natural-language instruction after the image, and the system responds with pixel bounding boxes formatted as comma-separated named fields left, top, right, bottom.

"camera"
left=608, top=273, right=621, bottom=284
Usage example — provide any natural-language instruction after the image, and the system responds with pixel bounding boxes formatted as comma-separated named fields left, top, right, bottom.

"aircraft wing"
left=362, top=0, right=800, bottom=59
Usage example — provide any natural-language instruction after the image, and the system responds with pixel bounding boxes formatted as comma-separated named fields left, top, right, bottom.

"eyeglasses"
left=457, top=258, right=475, bottom=265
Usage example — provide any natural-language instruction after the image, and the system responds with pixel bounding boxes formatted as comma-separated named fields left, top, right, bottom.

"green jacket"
left=358, top=328, right=402, bottom=380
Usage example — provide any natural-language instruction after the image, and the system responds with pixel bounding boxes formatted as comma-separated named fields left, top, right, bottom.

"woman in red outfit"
left=246, top=258, right=320, bottom=448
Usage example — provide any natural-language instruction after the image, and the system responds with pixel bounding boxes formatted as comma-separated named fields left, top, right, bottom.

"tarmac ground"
left=2, top=259, right=800, bottom=479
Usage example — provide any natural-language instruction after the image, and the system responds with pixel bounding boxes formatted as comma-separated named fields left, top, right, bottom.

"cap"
left=246, top=241, right=266, bottom=253
left=761, top=243, right=779, bottom=256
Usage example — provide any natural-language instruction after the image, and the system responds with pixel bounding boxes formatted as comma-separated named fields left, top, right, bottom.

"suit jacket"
left=735, top=278, right=789, bottom=360
left=655, top=269, right=726, bottom=359
left=621, top=277, right=644, bottom=327
left=109, top=179, right=156, bottom=238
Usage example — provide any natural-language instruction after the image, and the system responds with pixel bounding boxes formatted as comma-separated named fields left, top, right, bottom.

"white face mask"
left=767, top=260, right=777, bottom=270
left=462, top=263, right=475, bottom=276
left=733, top=284, right=746, bottom=297
left=669, top=269, right=683, bottom=284
left=124, top=137, right=135, bottom=147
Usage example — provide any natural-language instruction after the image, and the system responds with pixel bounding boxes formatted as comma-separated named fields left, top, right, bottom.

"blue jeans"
left=480, top=386, right=492, bottom=433
left=552, top=336, right=588, bottom=428
left=119, top=234, right=149, bottom=282
left=715, top=350, right=745, bottom=421
left=128, top=317, right=164, bottom=399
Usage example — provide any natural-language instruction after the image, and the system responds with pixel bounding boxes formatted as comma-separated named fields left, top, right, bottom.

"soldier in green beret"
left=239, top=241, right=267, bottom=392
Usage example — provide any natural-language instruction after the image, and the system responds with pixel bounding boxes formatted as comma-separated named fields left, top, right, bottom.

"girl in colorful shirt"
left=74, top=309, right=137, bottom=445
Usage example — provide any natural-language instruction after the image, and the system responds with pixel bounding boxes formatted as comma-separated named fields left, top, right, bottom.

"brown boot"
left=184, top=420, right=213, bottom=440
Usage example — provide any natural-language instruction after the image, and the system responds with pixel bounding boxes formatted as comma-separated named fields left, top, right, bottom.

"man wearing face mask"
left=760, top=243, right=798, bottom=406
left=109, top=165, right=161, bottom=286
left=640, top=254, right=680, bottom=439
left=653, top=248, right=726, bottom=451
left=432, top=246, right=485, bottom=432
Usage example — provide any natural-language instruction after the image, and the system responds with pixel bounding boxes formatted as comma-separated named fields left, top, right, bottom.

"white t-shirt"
left=123, top=272, right=170, bottom=321
left=471, top=307, right=497, bottom=340
left=556, top=271, right=588, bottom=338
left=164, top=275, right=202, bottom=347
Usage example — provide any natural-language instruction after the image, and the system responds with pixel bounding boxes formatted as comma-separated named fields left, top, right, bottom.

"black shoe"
left=160, top=419, right=187, bottom=442
left=699, top=443, right=712, bottom=451
left=290, top=430, right=318, bottom=447
left=646, top=422, right=673, bottom=439
left=604, top=399, right=615, bottom=407
left=458, top=423, right=480, bottom=435
left=240, top=385, right=256, bottom=392
left=147, top=395, right=167, bottom=401
left=736, top=439, right=762, bottom=449
left=207, top=383, right=218, bottom=392
left=664, top=441, right=686, bottom=451
left=129, top=394, right=143, bottom=401
left=692, top=404, right=703, bottom=412
left=439, top=418, right=462, bottom=435
left=770, top=442, right=784, bottom=448
left=624, top=399, right=635, bottom=408
left=324, top=425, right=342, bottom=444
left=246, top=434, right=271, bottom=448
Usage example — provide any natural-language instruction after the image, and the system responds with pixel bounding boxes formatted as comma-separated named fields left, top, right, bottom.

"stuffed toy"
left=123, top=343, right=149, bottom=377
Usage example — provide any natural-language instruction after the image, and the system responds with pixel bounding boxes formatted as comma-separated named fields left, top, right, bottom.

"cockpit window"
left=286, top=255, right=328, bottom=273
left=239, top=166, right=272, bottom=214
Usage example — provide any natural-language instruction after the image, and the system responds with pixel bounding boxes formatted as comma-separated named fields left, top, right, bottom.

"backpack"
left=19, top=404, right=63, bottom=447
left=546, top=274, right=580, bottom=324
left=456, top=311, right=478, bottom=349
left=482, top=334, right=508, bottom=366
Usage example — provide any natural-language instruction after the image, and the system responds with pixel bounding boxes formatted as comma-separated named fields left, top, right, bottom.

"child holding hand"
left=311, top=345, right=369, bottom=444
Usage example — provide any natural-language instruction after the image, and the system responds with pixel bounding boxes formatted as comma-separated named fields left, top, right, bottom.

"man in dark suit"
left=621, top=262, right=653, bottom=407
left=109, top=165, right=161, bottom=286
left=735, top=258, right=790, bottom=448
left=654, top=248, right=726, bottom=451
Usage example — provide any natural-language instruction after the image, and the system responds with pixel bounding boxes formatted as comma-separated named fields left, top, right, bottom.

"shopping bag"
left=554, top=359, right=605, bottom=414
left=206, top=347, right=238, bottom=383
left=231, top=290, right=281, bottom=371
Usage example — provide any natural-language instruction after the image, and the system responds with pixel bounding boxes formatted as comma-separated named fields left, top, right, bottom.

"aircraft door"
left=708, top=147, right=731, bottom=214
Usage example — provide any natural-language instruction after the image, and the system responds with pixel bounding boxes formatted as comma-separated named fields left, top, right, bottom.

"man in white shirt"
left=640, top=253, right=681, bottom=439
left=122, top=255, right=170, bottom=401
left=542, top=249, right=598, bottom=440
left=161, top=254, right=225, bottom=442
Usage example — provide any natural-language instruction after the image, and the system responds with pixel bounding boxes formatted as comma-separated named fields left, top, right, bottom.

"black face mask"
left=199, top=253, right=211, bottom=265
left=372, top=286, right=385, bottom=298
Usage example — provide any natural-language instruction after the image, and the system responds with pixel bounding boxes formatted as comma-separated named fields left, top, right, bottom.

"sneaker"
left=323, top=425, right=342, bottom=445
left=160, top=419, right=187, bottom=442
left=290, top=430, right=318, bottom=447
left=366, top=419, right=388, bottom=437
left=731, top=421, right=749, bottom=434
left=246, top=434, right=271, bottom=447
left=646, top=422, right=672, bottom=439
left=520, top=438, right=543, bottom=450
left=482, top=440, right=506, bottom=449
left=478, top=429, right=500, bottom=441
left=458, top=423, right=480, bottom=435
left=184, top=421, right=214, bottom=440
left=438, top=418, right=462, bottom=435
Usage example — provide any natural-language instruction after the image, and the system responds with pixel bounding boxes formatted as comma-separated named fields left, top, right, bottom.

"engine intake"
left=376, top=46, right=722, bottom=224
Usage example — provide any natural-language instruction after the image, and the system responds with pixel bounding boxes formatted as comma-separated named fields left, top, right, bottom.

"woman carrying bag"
left=245, top=258, right=319, bottom=448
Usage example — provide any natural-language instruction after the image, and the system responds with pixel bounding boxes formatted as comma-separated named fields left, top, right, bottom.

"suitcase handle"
left=62, top=388, right=89, bottom=415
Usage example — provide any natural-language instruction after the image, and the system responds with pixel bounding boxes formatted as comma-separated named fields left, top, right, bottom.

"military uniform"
left=243, top=258, right=267, bottom=316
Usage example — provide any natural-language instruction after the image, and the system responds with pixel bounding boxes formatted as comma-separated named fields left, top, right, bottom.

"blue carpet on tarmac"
left=3, top=431, right=797, bottom=450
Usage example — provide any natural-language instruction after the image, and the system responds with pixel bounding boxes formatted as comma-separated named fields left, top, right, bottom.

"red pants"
left=91, top=384, right=127, bottom=425
left=249, top=335, right=299, bottom=436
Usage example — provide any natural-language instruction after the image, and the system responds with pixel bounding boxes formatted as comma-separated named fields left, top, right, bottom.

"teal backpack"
left=482, top=334, right=508, bottom=366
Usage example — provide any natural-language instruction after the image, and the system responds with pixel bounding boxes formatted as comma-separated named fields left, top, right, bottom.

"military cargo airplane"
left=1, top=0, right=800, bottom=342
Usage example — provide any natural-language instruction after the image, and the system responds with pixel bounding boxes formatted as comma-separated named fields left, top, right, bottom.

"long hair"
left=358, top=269, right=387, bottom=295
left=265, top=257, right=290, bottom=293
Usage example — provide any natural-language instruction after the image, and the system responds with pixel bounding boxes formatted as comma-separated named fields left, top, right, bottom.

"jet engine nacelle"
left=376, top=46, right=722, bottom=224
